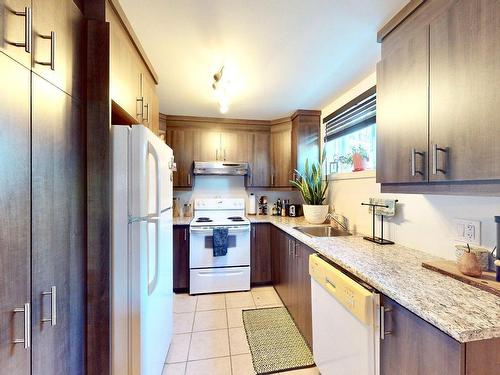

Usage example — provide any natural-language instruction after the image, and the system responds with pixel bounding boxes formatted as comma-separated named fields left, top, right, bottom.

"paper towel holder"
left=361, top=200, right=398, bottom=245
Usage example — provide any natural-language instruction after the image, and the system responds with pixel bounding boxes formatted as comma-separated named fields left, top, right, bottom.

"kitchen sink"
left=294, top=225, right=351, bottom=237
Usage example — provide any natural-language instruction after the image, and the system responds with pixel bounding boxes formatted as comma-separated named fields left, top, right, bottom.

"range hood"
left=193, top=161, right=249, bottom=176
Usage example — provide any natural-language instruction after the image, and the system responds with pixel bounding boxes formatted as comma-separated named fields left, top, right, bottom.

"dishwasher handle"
left=380, top=306, right=393, bottom=340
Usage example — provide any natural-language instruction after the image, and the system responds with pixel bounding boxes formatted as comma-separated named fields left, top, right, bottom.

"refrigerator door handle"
left=147, top=142, right=162, bottom=218
left=147, top=217, right=160, bottom=295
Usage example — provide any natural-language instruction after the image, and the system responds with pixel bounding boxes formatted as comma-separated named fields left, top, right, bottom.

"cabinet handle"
left=410, top=148, right=425, bottom=176
left=38, top=31, right=56, bottom=70
left=184, top=228, right=187, bottom=241
left=13, top=303, right=30, bottom=349
left=187, top=173, right=191, bottom=186
left=41, top=286, right=57, bottom=326
left=380, top=306, right=393, bottom=340
left=271, top=174, right=275, bottom=186
left=143, top=103, right=150, bottom=123
left=294, top=242, right=298, bottom=257
left=13, top=7, right=32, bottom=53
left=432, top=144, right=447, bottom=175
left=252, top=226, right=256, bottom=239
left=136, top=97, right=144, bottom=118
left=216, top=149, right=219, bottom=161
left=224, top=149, right=226, bottom=161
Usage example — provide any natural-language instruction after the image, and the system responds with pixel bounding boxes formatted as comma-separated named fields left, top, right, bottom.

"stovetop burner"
left=228, top=216, right=245, bottom=222
left=196, top=217, right=213, bottom=223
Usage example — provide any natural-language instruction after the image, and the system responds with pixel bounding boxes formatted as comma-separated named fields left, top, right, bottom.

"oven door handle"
left=190, top=226, right=250, bottom=234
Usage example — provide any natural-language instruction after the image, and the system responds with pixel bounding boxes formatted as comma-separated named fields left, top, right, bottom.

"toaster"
left=288, top=204, right=303, bottom=217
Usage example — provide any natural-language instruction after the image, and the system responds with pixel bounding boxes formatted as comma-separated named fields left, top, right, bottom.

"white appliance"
left=309, top=254, right=381, bottom=375
left=112, top=125, right=174, bottom=375
left=189, top=198, right=251, bottom=294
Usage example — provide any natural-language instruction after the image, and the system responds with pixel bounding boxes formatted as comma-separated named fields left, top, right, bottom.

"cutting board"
left=422, top=260, right=500, bottom=297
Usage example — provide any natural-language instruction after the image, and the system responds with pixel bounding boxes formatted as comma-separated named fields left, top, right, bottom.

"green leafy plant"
left=289, top=152, right=329, bottom=205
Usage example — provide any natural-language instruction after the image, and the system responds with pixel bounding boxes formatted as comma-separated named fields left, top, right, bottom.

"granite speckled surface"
left=173, top=216, right=192, bottom=225
left=248, top=215, right=500, bottom=343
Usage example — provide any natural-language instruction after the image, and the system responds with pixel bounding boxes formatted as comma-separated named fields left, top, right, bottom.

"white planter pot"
left=303, top=205, right=329, bottom=224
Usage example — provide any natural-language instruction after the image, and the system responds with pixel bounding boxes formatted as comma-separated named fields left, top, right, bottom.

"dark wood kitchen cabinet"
left=166, top=128, right=194, bottom=188
left=31, top=75, right=85, bottom=375
left=251, top=224, right=272, bottom=285
left=32, top=0, right=82, bottom=98
left=0, top=51, right=31, bottom=375
left=272, top=227, right=313, bottom=348
left=248, top=132, right=271, bottom=187
left=270, top=120, right=293, bottom=187
left=0, top=0, right=33, bottom=68
left=376, top=20, right=429, bottom=184
left=380, top=295, right=463, bottom=375
left=173, top=225, right=190, bottom=292
left=377, top=0, right=500, bottom=193
left=291, top=110, right=320, bottom=175
left=429, top=0, right=500, bottom=182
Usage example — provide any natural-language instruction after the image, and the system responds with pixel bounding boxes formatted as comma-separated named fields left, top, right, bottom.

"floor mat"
left=242, top=307, right=315, bottom=374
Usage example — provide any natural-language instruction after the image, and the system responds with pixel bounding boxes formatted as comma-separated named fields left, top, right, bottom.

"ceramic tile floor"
left=163, top=286, right=320, bottom=375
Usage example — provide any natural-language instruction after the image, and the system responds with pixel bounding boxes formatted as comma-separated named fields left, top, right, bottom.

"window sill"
left=327, top=169, right=376, bottom=181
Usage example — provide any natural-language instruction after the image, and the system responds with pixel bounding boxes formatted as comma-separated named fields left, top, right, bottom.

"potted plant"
left=338, top=145, right=369, bottom=172
left=290, top=153, right=329, bottom=224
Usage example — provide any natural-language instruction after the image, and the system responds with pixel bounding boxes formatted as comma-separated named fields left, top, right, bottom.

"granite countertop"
left=173, top=216, right=193, bottom=225
left=249, top=215, right=500, bottom=343
left=174, top=214, right=500, bottom=342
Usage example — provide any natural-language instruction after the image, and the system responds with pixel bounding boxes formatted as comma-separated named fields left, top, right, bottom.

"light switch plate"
left=453, top=219, right=481, bottom=245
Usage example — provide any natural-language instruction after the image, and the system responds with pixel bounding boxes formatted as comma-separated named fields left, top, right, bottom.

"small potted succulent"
left=338, top=145, right=369, bottom=172
left=290, top=153, right=329, bottom=224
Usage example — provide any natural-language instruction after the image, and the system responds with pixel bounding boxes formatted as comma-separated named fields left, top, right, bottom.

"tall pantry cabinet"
left=0, top=1, right=85, bottom=374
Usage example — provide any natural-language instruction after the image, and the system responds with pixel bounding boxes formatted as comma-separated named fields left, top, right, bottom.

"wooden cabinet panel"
left=173, top=226, right=190, bottom=292
left=380, top=295, right=463, bottom=375
left=248, top=132, right=271, bottom=187
left=429, top=0, right=500, bottom=182
left=0, top=51, right=31, bottom=375
left=31, top=75, right=85, bottom=375
left=194, top=130, right=221, bottom=161
left=166, top=128, right=194, bottom=188
left=271, top=126, right=292, bottom=187
left=251, top=224, right=272, bottom=285
left=107, top=1, right=142, bottom=120
left=295, top=242, right=313, bottom=348
left=376, top=22, right=429, bottom=184
left=221, top=131, right=252, bottom=162
left=291, top=112, right=320, bottom=175
left=0, top=0, right=32, bottom=68
left=32, top=0, right=82, bottom=98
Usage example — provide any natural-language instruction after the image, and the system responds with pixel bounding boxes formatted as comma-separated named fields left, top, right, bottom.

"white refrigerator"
left=112, top=124, right=174, bottom=375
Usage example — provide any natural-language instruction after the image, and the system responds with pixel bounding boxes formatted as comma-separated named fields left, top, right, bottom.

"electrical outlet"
left=453, top=219, right=481, bottom=245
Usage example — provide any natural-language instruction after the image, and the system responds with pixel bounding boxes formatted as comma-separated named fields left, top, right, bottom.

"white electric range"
left=189, top=198, right=251, bottom=294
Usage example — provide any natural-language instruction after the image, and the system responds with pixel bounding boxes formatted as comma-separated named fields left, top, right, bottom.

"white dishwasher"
left=309, top=254, right=381, bottom=375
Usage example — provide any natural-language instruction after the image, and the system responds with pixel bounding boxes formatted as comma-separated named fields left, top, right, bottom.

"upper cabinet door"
left=221, top=131, right=251, bottom=162
left=32, top=0, right=82, bottom=98
left=429, top=0, right=500, bottom=182
left=376, top=24, right=429, bottom=184
left=271, top=126, right=292, bottom=187
left=250, top=132, right=271, bottom=187
left=0, top=0, right=32, bottom=68
left=194, top=130, right=221, bottom=161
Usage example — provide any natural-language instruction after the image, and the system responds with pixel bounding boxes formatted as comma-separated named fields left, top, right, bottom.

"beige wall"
left=322, top=73, right=500, bottom=260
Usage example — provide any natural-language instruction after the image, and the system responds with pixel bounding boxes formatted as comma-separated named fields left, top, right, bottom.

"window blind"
left=323, top=86, right=376, bottom=142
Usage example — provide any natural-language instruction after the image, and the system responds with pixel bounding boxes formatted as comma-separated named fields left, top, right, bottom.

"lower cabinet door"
left=251, top=224, right=271, bottom=284
left=31, top=75, right=85, bottom=375
left=0, top=52, right=31, bottom=375
left=380, top=295, right=463, bottom=375
left=173, top=226, right=190, bottom=292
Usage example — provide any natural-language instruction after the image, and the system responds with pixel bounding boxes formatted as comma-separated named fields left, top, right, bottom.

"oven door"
left=189, top=225, right=250, bottom=268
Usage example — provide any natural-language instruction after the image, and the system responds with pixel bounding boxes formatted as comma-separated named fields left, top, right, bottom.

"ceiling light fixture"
left=212, top=66, right=231, bottom=114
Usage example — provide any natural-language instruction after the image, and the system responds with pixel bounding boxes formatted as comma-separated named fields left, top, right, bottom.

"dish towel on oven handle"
left=213, top=227, right=229, bottom=257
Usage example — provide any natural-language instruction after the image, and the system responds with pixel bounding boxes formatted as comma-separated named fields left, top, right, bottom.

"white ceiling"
left=118, top=0, right=407, bottom=119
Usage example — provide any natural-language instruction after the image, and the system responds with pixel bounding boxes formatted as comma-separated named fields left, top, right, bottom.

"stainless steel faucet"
left=326, top=212, right=349, bottom=232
